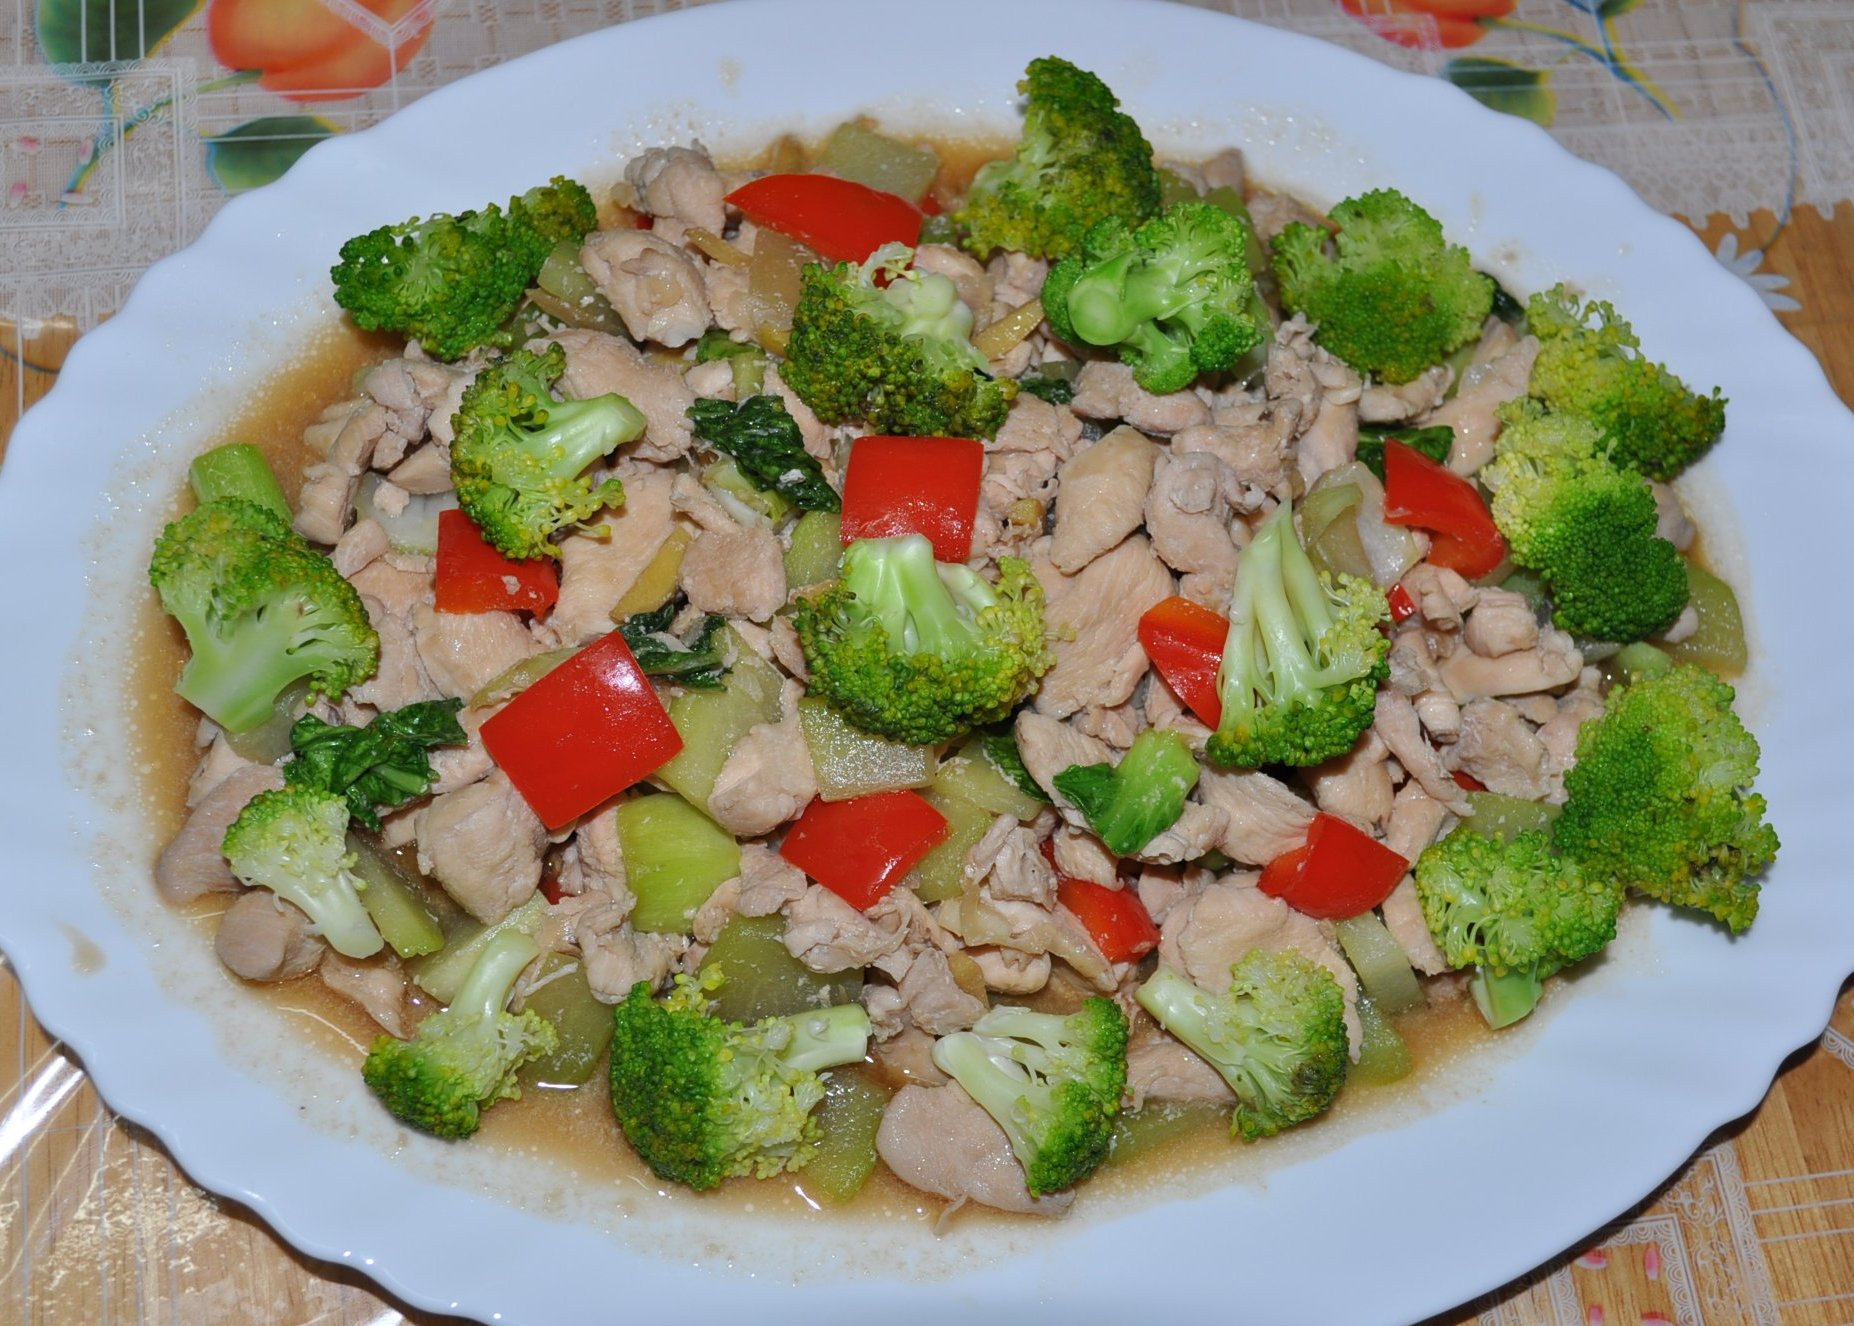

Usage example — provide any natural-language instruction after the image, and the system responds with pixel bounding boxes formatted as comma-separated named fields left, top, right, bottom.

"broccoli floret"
left=220, top=786, right=385, bottom=959
left=361, top=929, right=557, bottom=1139
left=791, top=534, right=1054, bottom=745
left=1481, top=403, right=1688, bottom=643
left=448, top=343, right=646, bottom=560
left=1136, top=953, right=1349, bottom=1141
left=780, top=243, right=1017, bottom=439
left=1205, top=503, right=1390, bottom=770
left=1270, top=188, right=1494, bottom=384
left=929, top=998, right=1128, bottom=1196
left=1052, top=728, right=1201, bottom=857
left=1041, top=201, right=1267, bottom=394
left=148, top=497, right=379, bottom=734
left=331, top=176, right=597, bottom=360
left=1553, top=663, right=1778, bottom=933
left=608, top=972, right=873, bottom=1191
left=1525, top=284, right=1726, bottom=481
left=956, top=56, right=1162, bottom=262
left=1413, top=827, right=1623, bottom=1027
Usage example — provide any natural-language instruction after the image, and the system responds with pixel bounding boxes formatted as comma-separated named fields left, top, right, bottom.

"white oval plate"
left=2, top=2, right=1849, bottom=1322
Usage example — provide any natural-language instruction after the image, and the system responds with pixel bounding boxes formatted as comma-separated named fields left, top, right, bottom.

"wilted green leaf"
left=37, top=0, right=201, bottom=77
left=1444, top=57, right=1557, bottom=127
left=206, top=116, right=338, bottom=193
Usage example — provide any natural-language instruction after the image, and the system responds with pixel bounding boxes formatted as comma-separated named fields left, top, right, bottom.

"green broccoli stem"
left=1225, top=506, right=1333, bottom=704
left=450, top=929, right=541, bottom=1022
left=1470, top=966, right=1547, bottom=1029
left=842, top=536, right=993, bottom=656
left=190, top=444, right=292, bottom=523
left=767, top=1004, right=875, bottom=1073
left=176, top=598, right=355, bottom=734
left=520, top=396, right=648, bottom=480
left=931, top=1031, right=1054, bottom=1154
left=1134, top=965, right=1225, bottom=1066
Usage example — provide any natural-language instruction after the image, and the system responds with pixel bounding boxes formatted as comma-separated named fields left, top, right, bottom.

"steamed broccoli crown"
left=448, top=343, right=644, bottom=559
left=792, top=535, right=1054, bottom=745
left=608, top=975, right=866, bottom=1190
left=1525, top=285, right=1726, bottom=481
left=955, top=56, right=1162, bottom=262
left=220, top=785, right=385, bottom=959
left=1413, top=827, right=1621, bottom=977
left=780, top=249, right=1016, bottom=439
left=1206, top=504, right=1390, bottom=769
left=1042, top=201, right=1265, bottom=394
left=361, top=929, right=556, bottom=1139
left=1484, top=406, right=1688, bottom=643
left=1270, top=188, right=1493, bottom=384
left=930, top=998, right=1128, bottom=1196
left=331, top=177, right=599, bottom=361
left=1137, top=954, right=1348, bottom=1142
left=149, top=498, right=380, bottom=732
left=1553, top=664, right=1778, bottom=933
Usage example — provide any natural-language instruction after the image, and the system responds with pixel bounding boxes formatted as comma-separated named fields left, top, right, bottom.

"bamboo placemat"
left=4, top=1, right=1853, bottom=1322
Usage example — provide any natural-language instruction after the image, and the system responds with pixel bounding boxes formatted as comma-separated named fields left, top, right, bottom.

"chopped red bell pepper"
left=1382, top=440, right=1507, bottom=580
left=839, top=435, right=985, bottom=563
left=724, top=174, right=923, bottom=265
left=1387, top=582, right=1418, bottom=624
left=780, top=790, right=948, bottom=910
left=1138, top=595, right=1228, bottom=728
left=434, top=508, right=559, bottom=617
left=1257, top=812, right=1411, bottom=921
left=480, top=630, right=682, bottom=831
left=1451, top=769, right=1488, bottom=793
left=1058, top=877, right=1161, bottom=964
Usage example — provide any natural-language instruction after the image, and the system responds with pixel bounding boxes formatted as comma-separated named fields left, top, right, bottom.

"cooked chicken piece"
left=976, top=446, right=1061, bottom=558
left=1414, top=689, right=1463, bottom=744
left=1649, top=481, right=1696, bottom=551
left=935, top=889, right=1115, bottom=993
left=1070, top=360, right=1211, bottom=435
left=1373, top=690, right=1473, bottom=815
left=1031, top=534, right=1173, bottom=718
left=1173, top=412, right=1297, bottom=501
left=542, top=328, right=695, bottom=462
left=1358, top=364, right=1452, bottom=424
left=1126, top=1030, right=1236, bottom=1110
left=968, top=817, right=1056, bottom=906
left=1160, top=875, right=1362, bottom=1053
left=1387, top=627, right=1444, bottom=697
left=1071, top=698, right=1142, bottom=750
left=1384, top=780, right=1451, bottom=863
left=625, top=144, right=727, bottom=234
left=1437, top=624, right=1582, bottom=701
left=735, top=843, right=808, bottom=916
left=1135, top=799, right=1229, bottom=865
left=913, top=243, right=994, bottom=315
left=350, top=592, right=440, bottom=712
left=320, top=951, right=416, bottom=1038
left=1134, top=863, right=1201, bottom=929
left=754, top=363, right=831, bottom=460
left=1660, top=604, right=1699, bottom=644
left=987, top=250, right=1048, bottom=307
left=877, top=1083, right=1074, bottom=1216
left=214, top=892, right=324, bottom=983
left=426, top=704, right=494, bottom=796
left=579, top=230, right=710, bottom=349
left=385, top=444, right=453, bottom=495
left=1400, top=563, right=1479, bottom=632
left=993, top=391, right=1082, bottom=461
left=1013, top=712, right=1115, bottom=825
left=414, top=771, right=546, bottom=924
left=552, top=466, right=678, bottom=644
left=574, top=895, right=687, bottom=1002
left=968, top=945, right=1051, bottom=995
left=1379, top=782, right=1452, bottom=975
left=1536, top=668, right=1606, bottom=800
left=156, top=764, right=286, bottom=904
left=572, top=803, right=630, bottom=903
left=782, top=884, right=906, bottom=973
left=412, top=602, right=541, bottom=701
left=894, top=947, right=990, bottom=1033
left=679, top=520, right=786, bottom=623
left=708, top=690, right=817, bottom=837
left=1050, top=823, right=1118, bottom=885
left=1145, top=450, right=1240, bottom=605
left=1464, top=588, right=1541, bottom=658
left=333, top=518, right=391, bottom=578
left=1049, top=426, right=1157, bottom=573
left=1296, top=392, right=1359, bottom=487
left=867, top=1018, right=948, bottom=1083
left=1245, top=188, right=1327, bottom=245
left=296, top=400, right=388, bottom=544
left=186, top=727, right=259, bottom=806
left=1303, top=730, right=1394, bottom=832
left=768, top=614, right=808, bottom=679
left=690, top=876, right=744, bottom=947
left=1424, top=330, right=1538, bottom=477
left=1195, top=767, right=1315, bottom=866
left=1449, top=698, right=1551, bottom=799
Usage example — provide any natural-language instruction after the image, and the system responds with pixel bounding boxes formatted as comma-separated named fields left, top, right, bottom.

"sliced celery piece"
left=700, top=914, right=862, bottom=1023
left=1334, top=913, right=1423, bottom=1015
left=348, top=832, right=445, bottom=959
left=617, top=794, right=742, bottom=933
left=406, top=894, right=549, bottom=1003
left=798, top=698, right=937, bottom=801
left=798, top=1071, right=891, bottom=1202
left=656, top=632, right=783, bottom=812
left=519, top=953, right=614, bottom=1089
left=785, top=509, right=844, bottom=590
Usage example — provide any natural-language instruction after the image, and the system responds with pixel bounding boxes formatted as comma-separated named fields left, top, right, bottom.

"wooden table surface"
left=4, top=3, right=1854, bottom=1322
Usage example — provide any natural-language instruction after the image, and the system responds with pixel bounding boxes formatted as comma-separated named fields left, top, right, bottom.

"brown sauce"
left=129, top=171, right=1529, bottom=1230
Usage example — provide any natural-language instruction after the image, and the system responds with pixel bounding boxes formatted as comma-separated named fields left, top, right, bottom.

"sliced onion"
left=1313, top=461, right=1422, bottom=588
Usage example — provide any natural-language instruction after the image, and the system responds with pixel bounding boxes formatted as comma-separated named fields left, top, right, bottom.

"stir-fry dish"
left=148, top=57, right=1778, bottom=1216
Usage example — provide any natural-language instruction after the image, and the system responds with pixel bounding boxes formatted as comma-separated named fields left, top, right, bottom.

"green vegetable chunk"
left=700, top=915, right=862, bottom=1024
left=656, top=634, right=785, bottom=812
left=798, top=697, right=938, bottom=801
left=785, top=509, right=845, bottom=590
left=687, top=395, right=841, bottom=513
left=1052, top=728, right=1201, bottom=857
left=799, top=1072, right=893, bottom=1202
left=347, top=833, right=445, bottom=959
left=616, top=602, right=731, bottom=690
left=189, top=443, right=292, bottom=521
left=617, top=795, right=743, bottom=934
left=284, top=698, right=466, bottom=830
left=519, top=953, right=616, bottom=1089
